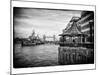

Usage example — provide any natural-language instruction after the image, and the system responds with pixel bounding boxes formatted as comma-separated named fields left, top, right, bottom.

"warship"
left=21, top=30, right=44, bottom=46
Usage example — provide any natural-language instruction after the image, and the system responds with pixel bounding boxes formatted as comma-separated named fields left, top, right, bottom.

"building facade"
left=77, top=11, right=94, bottom=43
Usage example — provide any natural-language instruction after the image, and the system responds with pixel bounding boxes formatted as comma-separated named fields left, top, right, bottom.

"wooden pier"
left=58, top=47, right=94, bottom=65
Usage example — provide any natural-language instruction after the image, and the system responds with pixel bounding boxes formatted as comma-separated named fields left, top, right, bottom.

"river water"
left=14, top=44, right=59, bottom=68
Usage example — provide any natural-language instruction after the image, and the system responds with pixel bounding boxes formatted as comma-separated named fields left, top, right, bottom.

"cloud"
left=14, top=7, right=82, bottom=38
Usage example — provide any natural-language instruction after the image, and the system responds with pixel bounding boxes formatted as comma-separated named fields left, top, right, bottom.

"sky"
left=13, top=7, right=82, bottom=40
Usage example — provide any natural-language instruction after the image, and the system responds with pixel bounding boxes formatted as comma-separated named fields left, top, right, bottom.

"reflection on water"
left=13, top=44, right=59, bottom=68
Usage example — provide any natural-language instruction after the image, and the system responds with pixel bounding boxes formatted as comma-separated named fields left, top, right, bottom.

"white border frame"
left=11, top=1, right=96, bottom=74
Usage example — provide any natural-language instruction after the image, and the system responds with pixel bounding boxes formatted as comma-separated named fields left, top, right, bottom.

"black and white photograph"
left=11, top=1, right=95, bottom=74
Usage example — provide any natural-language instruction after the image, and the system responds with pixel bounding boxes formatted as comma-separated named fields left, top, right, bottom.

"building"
left=77, top=11, right=94, bottom=43
left=59, top=11, right=94, bottom=48
left=59, top=16, right=84, bottom=44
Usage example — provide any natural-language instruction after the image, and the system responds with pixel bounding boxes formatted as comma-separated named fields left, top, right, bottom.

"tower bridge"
left=43, top=35, right=59, bottom=44
left=43, top=35, right=56, bottom=42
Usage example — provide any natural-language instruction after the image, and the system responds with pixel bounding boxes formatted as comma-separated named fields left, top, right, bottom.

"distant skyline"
left=14, top=7, right=82, bottom=40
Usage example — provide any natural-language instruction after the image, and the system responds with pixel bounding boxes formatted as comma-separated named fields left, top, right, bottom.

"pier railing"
left=59, top=42, right=94, bottom=49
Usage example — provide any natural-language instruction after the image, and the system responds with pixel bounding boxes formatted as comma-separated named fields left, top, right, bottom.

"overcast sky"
left=14, top=7, right=82, bottom=39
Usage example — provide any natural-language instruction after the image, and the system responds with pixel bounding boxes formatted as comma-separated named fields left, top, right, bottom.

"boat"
left=21, top=29, right=44, bottom=46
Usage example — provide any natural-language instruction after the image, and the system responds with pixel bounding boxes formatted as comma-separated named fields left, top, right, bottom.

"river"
left=13, top=44, right=59, bottom=68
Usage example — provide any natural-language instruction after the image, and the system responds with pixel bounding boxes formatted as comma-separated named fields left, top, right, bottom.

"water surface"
left=14, top=44, right=59, bottom=68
